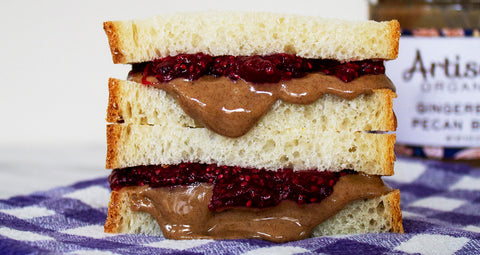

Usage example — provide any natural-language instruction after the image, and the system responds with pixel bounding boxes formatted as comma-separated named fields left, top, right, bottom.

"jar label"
left=387, top=29, right=480, bottom=148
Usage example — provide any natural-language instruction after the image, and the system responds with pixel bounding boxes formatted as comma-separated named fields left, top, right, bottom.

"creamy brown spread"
left=128, top=73, right=395, bottom=137
left=127, top=173, right=391, bottom=242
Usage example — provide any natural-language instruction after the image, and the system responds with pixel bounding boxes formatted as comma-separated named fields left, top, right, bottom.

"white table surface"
left=0, top=145, right=108, bottom=199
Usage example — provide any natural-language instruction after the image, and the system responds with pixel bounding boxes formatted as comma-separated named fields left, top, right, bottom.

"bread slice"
left=104, top=188, right=403, bottom=236
left=106, top=124, right=395, bottom=175
left=107, top=78, right=397, bottom=133
left=103, top=12, right=400, bottom=64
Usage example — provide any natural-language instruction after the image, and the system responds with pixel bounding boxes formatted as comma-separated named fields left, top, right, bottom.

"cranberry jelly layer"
left=131, top=53, right=385, bottom=84
left=109, top=163, right=355, bottom=211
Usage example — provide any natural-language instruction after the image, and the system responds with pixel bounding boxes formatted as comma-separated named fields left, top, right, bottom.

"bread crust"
left=103, top=12, right=400, bottom=64
left=388, top=20, right=401, bottom=62
left=104, top=189, right=122, bottom=233
left=105, top=124, right=121, bottom=169
left=106, top=78, right=123, bottom=124
left=103, top=21, right=126, bottom=64
left=387, top=189, right=404, bottom=233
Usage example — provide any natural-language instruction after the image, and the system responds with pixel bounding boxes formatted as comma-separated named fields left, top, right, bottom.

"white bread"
left=107, top=78, right=397, bottom=133
left=106, top=124, right=395, bottom=175
left=103, top=12, right=400, bottom=64
left=104, top=188, right=403, bottom=236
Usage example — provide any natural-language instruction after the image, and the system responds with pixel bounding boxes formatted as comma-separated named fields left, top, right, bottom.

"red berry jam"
left=108, top=163, right=355, bottom=211
left=132, top=53, right=385, bottom=83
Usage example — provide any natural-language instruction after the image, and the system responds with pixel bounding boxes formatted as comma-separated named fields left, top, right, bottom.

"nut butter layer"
left=107, top=74, right=397, bottom=137
left=106, top=173, right=395, bottom=242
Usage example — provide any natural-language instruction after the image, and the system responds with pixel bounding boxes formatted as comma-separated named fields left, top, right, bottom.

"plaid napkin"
left=1, top=158, right=480, bottom=255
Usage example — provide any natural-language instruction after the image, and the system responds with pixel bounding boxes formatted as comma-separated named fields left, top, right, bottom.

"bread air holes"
left=262, top=139, right=276, bottom=152
left=125, top=102, right=132, bottom=118
left=185, top=119, right=204, bottom=129
left=283, top=44, right=295, bottom=54
left=376, top=201, right=385, bottom=214
left=238, top=149, right=245, bottom=157
left=139, top=116, right=148, bottom=125
left=191, top=33, right=201, bottom=47
left=303, top=108, right=313, bottom=119
left=293, top=151, right=300, bottom=159
left=341, top=118, right=350, bottom=128
left=320, top=115, right=327, bottom=124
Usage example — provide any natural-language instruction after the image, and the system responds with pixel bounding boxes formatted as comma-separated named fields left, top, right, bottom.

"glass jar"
left=370, top=0, right=480, bottom=162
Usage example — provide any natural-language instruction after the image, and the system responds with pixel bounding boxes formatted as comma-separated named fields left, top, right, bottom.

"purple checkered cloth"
left=2, top=158, right=480, bottom=254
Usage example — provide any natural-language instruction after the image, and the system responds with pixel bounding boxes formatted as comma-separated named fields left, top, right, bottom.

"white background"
left=0, top=0, right=368, bottom=147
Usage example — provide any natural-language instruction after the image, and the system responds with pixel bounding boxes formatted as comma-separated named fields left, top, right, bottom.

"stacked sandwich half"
left=102, top=12, right=403, bottom=242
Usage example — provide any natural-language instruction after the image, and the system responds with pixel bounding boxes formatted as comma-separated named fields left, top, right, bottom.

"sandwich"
left=102, top=12, right=403, bottom=242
